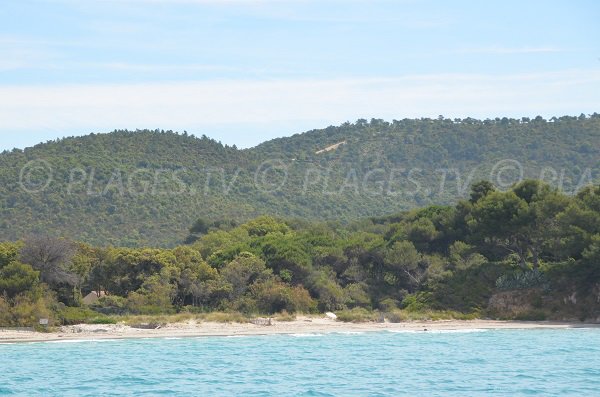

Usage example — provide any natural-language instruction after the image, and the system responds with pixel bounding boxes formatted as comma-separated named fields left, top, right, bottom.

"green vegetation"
left=1, top=115, right=598, bottom=247
left=1, top=179, right=598, bottom=326
left=335, top=308, right=379, bottom=323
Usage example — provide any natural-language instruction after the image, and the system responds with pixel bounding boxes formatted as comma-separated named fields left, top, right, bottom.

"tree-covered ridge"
left=1, top=180, right=599, bottom=326
left=0, top=115, right=599, bottom=246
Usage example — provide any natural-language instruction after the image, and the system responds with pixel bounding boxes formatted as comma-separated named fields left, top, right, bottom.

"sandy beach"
left=1, top=317, right=597, bottom=344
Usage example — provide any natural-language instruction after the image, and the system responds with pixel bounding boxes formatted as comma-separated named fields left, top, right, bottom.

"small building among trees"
left=82, top=291, right=107, bottom=305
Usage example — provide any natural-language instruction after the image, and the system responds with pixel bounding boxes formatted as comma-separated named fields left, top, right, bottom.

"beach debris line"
left=250, top=318, right=274, bottom=326
left=130, top=323, right=163, bottom=330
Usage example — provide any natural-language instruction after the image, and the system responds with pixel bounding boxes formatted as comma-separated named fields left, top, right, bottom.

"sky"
left=1, top=0, right=599, bottom=150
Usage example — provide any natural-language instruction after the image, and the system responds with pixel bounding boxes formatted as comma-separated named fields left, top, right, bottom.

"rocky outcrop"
left=488, top=288, right=541, bottom=317
left=488, top=283, right=600, bottom=322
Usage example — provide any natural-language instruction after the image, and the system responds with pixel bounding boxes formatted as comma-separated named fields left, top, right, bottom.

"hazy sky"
left=1, top=0, right=599, bottom=150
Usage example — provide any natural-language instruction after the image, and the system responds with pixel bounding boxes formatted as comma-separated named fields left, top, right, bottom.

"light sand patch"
left=1, top=317, right=598, bottom=344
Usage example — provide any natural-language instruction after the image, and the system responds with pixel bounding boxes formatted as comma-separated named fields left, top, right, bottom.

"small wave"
left=428, top=329, right=488, bottom=334
left=290, top=333, right=324, bottom=338
left=46, top=339, right=102, bottom=344
left=164, top=337, right=183, bottom=340
left=387, top=329, right=488, bottom=334
left=336, top=331, right=365, bottom=335
left=47, top=338, right=122, bottom=344
left=89, top=339, right=121, bottom=343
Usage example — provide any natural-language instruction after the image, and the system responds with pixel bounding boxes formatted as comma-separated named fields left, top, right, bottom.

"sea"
left=1, top=329, right=599, bottom=396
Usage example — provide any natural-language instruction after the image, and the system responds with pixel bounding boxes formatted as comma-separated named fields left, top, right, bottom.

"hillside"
left=1, top=115, right=599, bottom=246
left=2, top=180, right=599, bottom=325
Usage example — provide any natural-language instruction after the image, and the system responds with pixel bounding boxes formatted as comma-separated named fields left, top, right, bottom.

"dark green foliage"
left=469, top=180, right=496, bottom=203
left=401, top=292, right=434, bottom=312
left=429, top=262, right=509, bottom=312
left=91, top=295, right=128, bottom=315
left=0, top=262, right=39, bottom=298
left=0, top=178, right=599, bottom=325
left=0, top=116, right=598, bottom=247
left=190, top=218, right=210, bottom=235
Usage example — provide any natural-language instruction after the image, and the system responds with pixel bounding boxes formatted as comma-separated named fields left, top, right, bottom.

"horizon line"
left=4, top=112, right=598, bottom=153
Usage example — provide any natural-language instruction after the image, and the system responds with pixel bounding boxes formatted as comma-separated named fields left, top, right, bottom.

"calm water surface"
left=1, top=329, right=599, bottom=396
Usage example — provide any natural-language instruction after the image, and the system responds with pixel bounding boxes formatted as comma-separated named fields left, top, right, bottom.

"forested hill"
left=1, top=115, right=599, bottom=246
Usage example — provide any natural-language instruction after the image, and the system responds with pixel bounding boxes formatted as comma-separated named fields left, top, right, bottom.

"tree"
left=384, top=241, right=424, bottom=290
left=0, top=262, right=40, bottom=299
left=190, top=218, right=210, bottom=235
left=523, top=188, right=571, bottom=264
left=87, top=248, right=113, bottom=296
left=126, top=272, right=175, bottom=314
left=260, top=233, right=313, bottom=284
left=307, top=269, right=347, bottom=311
left=405, top=217, right=438, bottom=252
left=0, top=242, right=22, bottom=269
left=220, top=252, right=271, bottom=300
left=448, top=241, right=486, bottom=271
left=250, top=278, right=314, bottom=314
left=469, top=180, right=496, bottom=203
left=582, top=234, right=600, bottom=279
left=344, top=283, right=371, bottom=308
left=242, top=216, right=290, bottom=237
left=513, top=179, right=550, bottom=204
left=194, top=228, right=251, bottom=260
left=469, top=181, right=571, bottom=268
left=185, top=218, right=212, bottom=244
left=19, top=235, right=78, bottom=286
left=102, top=248, right=176, bottom=296
left=556, top=191, right=600, bottom=259
left=469, top=191, right=529, bottom=267
left=170, top=246, right=217, bottom=306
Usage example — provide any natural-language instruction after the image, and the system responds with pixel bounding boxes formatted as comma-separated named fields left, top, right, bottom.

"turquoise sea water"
left=1, top=329, right=600, bottom=396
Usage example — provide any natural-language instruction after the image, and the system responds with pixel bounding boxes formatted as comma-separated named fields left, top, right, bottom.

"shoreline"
left=1, top=318, right=598, bottom=344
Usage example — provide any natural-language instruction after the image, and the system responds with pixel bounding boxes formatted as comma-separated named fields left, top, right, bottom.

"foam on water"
left=386, top=329, right=421, bottom=334
left=426, top=328, right=489, bottom=334
left=387, top=328, right=489, bottom=334
left=290, top=333, right=325, bottom=338
left=45, top=339, right=112, bottom=344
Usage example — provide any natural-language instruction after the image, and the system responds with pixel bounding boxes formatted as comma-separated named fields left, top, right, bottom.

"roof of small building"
left=82, top=291, right=107, bottom=305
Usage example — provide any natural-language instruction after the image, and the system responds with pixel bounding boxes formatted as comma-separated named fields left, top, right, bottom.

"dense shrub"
left=251, top=279, right=315, bottom=314
left=335, top=308, right=377, bottom=323
left=91, top=295, right=128, bottom=315
left=496, top=269, right=549, bottom=291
